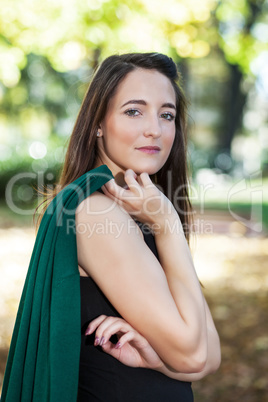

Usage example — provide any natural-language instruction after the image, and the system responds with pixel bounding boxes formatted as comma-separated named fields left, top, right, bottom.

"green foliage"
left=0, top=0, right=267, bottom=201
left=1, top=0, right=267, bottom=83
left=0, top=132, right=63, bottom=201
left=216, top=0, right=268, bottom=73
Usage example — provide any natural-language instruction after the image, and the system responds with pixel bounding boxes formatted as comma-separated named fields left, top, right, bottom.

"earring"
left=97, top=130, right=101, bottom=137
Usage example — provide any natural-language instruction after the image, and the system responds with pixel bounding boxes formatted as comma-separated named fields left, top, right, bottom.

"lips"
left=136, top=146, right=161, bottom=154
left=136, top=146, right=161, bottom=151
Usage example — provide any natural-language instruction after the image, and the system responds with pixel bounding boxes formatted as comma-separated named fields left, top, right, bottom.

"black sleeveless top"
left=77, top=216, right=194, bottom=401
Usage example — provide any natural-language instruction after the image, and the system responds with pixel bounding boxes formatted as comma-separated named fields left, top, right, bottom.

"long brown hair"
left=35, top=53, right=194, bottom=243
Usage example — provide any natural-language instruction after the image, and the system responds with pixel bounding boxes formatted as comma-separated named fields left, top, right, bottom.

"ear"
left=99, top=123, right=104, bottom=135
left=97, top=124, right=103, bottom=138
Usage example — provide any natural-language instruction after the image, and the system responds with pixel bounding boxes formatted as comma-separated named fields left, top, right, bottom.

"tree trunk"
left=219, top=63, right=247, bottom=152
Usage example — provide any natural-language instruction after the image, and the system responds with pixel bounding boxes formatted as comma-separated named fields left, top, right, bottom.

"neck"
left=94, top=158, right=127, bottom=188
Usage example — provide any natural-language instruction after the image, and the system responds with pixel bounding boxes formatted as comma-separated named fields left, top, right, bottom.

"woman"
left=72, top=53, right=221, bottom=400
left=2, top=53, right=220, bottom=402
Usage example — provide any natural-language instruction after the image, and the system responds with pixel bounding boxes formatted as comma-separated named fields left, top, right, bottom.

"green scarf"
left=1, top=165, right=114, bottom=402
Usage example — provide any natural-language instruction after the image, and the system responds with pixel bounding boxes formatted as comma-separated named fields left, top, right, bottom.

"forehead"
left=112, top=68, right=176, bottom=105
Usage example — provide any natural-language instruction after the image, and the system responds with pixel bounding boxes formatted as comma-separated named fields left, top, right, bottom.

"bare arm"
left=156, top=298, right=221, bottom=381
left=152, top=207, right=208, bottom=372
left=76, top=171, right=219, bottom=373
left=86, top=299, right=220, bottom=382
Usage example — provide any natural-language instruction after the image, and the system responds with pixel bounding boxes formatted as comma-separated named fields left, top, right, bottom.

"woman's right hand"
left=85, top=315, right=219, bottom=382
left=85, top=315, right=164, bottom=370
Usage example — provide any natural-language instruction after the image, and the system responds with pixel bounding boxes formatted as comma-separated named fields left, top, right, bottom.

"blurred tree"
left=0, top=0, right=145, bottom=82
left=0, top=0, right=267, bottom=185
left=156, top=0, right=268, bottom=170
left=215, top=0, right=268, bottom=154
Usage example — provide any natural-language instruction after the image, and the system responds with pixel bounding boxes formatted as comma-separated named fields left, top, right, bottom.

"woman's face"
left=96, top=68, right=176, bottom=184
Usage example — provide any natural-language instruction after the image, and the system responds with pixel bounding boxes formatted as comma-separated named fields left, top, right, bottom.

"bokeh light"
left=28, top=141, right=47, bottom=159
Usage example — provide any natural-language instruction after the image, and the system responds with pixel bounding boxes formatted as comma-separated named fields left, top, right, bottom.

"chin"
left=130, top=161, right=163, bottom=176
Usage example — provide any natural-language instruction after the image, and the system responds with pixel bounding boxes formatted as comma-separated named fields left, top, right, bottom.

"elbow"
left=184, top=349, right=207, bottom=373
left=165, top=331, right=221, bottom=376
left=207, top=331, right=221, bottom=374
left=209, top=346, right=221, bottom=374
left=167, top=346, right=208, bottom=374
left=157, top=327, right=210, bottom=373
left=181, top=334, right=208, bottom=373
left=181, top=335, right=221, bottom=375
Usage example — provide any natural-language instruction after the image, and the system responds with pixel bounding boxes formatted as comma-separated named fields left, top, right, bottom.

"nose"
left=143, top=114, right=161, bottom=138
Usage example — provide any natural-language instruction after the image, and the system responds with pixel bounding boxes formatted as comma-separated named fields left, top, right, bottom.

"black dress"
left=77, top=219, right=194, bottom=402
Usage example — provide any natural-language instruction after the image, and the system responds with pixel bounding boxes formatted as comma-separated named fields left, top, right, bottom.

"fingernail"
left=99, top=336, right=105, bottom=346
left=115, top=342, right=121, bottom=349
left=94, top=337, right=100, bottom=346
left=85, top=327, right=91, bottom=336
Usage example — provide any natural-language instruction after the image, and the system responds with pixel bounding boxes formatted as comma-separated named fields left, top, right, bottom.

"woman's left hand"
left=101, top=169, right=175, bottom=231
left=85, top=315, right=163, bottom=370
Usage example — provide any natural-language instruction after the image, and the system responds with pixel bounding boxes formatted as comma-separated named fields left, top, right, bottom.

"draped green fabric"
left=1, top=165, right=114, bottom=402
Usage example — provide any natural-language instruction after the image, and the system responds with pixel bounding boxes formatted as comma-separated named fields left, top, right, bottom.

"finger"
left=113, top=330, right=139, bottom=349
left=125, top=169, right=137, bottom=181
left=101, top=183, right=128, bottom=212
left=124, top=172, right=143, bottom=198
left=124, top=170, right=139, bottom=188
left=101, top=179, right=119, bottom=198
left=102, top=179, right=127, bottom=200
left=135, top=175, right=143, bottom=187
left=101, top=183, right=118, bottom=202
left=100, top=340, right=122, bottom=359
left=139, top=172, right=153, bottom=188
left=95, top=318, right=133, bottom=346
left=103, top=329, right=148, bottom=351
left=85, top=315, right=107, bottom=335
left=102, top=180, right=139, bottom=214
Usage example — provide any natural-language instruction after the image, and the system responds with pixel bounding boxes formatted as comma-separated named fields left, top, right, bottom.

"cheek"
left=164, top=130, right=176, bottom=151
left=108, top=125, right=137, bottom=149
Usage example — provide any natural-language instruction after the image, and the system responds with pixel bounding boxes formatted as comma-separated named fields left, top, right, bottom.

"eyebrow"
left=121, top=99, right=176, bottom=110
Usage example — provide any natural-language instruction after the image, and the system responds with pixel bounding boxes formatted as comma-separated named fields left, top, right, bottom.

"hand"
left=101, top=169, right=175, bottom=231
left=85, top=315, right=163, bottom=370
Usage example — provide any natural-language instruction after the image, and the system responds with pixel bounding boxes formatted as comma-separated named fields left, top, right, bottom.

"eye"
left=161, top=112, right=175, bottom=121
left=125, top=109, right=140, bottom=117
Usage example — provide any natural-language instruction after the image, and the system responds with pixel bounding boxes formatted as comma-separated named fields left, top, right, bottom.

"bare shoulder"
left=75, top=190, right=143, bottom=238
left=76, top=190, right=117, bottom=217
